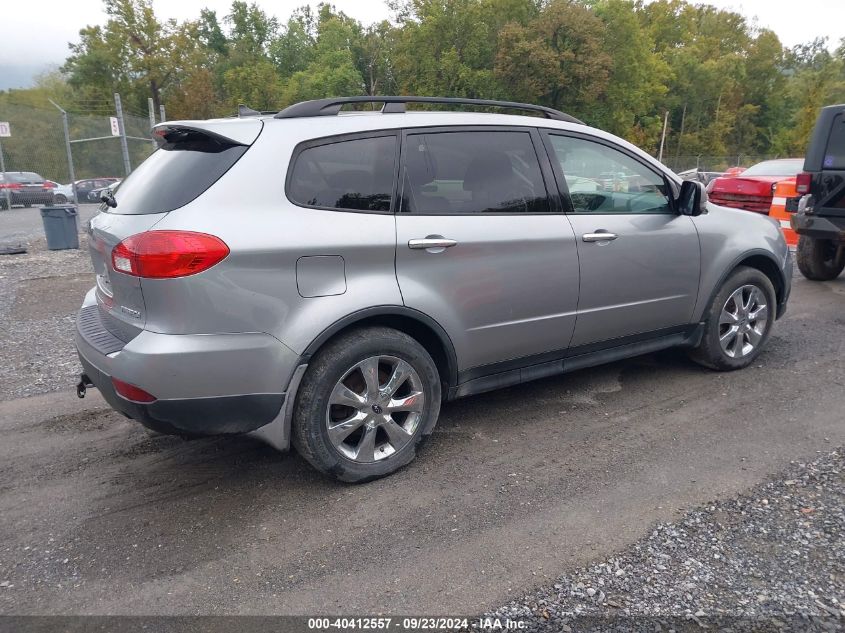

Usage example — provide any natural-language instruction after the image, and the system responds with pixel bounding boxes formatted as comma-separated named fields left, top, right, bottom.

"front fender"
left=691, top=204, right=790, bottom=322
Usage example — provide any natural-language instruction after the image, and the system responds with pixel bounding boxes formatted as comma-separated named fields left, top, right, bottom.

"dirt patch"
left=38, top=408, right=117, bottom=433
left=11, top=274, right=93, bottom=321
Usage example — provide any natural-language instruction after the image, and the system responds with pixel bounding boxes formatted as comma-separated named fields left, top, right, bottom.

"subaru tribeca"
left=75, top=96, right=792, bottom=482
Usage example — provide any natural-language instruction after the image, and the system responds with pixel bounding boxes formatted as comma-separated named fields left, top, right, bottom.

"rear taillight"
left=795, top=172, right=812, bottom=195
left=0, top=183, right=22, bottom=190
left=43, top=181, right=56, bottom=189
left=111, top=231, right=229, bottom=278
left=112, top=378, right=156, bottom=403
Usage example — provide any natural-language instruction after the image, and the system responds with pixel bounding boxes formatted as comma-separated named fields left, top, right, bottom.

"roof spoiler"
left=152, top=119, right=263, bottom=147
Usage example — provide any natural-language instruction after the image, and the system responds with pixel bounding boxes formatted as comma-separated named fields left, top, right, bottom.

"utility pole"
left=657, top=110, right=669, bottom=164
left=48, top=99, right=78, bottom=205
left=674, top=102, right=687, bottom=168
left=114, top=93, right=131, bottom=176
left=147, top=97, right=157, bottom=149
left=159, top=104, right=167, bottom=123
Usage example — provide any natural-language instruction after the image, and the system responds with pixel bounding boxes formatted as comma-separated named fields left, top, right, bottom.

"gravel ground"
left=0, top=234, right=93, bottom=400
left=486, top=449, right=845, bottom=632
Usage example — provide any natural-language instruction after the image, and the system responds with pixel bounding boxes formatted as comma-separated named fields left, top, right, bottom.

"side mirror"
left=678, top=180, right=708, bottom=216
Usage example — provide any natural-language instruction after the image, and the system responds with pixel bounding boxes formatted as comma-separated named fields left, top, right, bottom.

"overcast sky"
left=1, top=0, right=843, bottom=90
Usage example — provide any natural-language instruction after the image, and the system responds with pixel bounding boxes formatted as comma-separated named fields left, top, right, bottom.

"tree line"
left=6, top=0, right=845, bottom=165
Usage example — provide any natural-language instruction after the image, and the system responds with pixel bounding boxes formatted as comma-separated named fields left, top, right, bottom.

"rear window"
left=108, top=130, right=248, bottom=215
left=286, top=135, right=396, bottom=212
left=0, top=172, right=43, bottom=183
left=740, top=159, right=803, bottom=177
left=823, top=113, right=845, bottom=169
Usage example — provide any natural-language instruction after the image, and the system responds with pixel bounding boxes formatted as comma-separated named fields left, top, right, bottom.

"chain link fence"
left=0, top=95, right=160, bottom=207
left=663, top=155, right=782, bottom=174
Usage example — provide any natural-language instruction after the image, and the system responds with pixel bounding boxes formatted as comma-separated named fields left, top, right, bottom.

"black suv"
left=791, top=103, right=845, bottom=280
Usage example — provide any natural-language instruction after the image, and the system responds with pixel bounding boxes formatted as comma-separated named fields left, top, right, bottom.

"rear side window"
left=287, top=135, right=396, bottom=212
left=401, top=131, right=550, bottom=214
left=823, top=113, right=845, bottom=169
left=109, top=130, right=248, bottom=215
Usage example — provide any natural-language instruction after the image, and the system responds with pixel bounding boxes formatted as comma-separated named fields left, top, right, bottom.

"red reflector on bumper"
left=112, top=378, right=156, bottom=403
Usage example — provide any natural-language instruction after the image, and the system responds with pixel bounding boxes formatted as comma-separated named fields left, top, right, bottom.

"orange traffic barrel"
left=768, top=179, right=799, bottom=248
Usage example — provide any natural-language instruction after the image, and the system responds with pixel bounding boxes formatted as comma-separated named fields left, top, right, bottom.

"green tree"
left=495, top=0, right=611, bottom=116
left=590, top=0, right=669, bottom=146
left=63, top=0, right=180, bottom=112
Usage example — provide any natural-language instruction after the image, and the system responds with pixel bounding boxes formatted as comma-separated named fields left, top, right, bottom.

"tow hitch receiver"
left=77, top=374, right=95, bottom=398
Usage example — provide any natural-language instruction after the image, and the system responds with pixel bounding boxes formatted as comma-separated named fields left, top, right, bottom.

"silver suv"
left=75, top=96, right=792, bottom=482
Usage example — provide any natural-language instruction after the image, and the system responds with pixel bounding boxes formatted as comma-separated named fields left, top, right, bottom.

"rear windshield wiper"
left=100, top=190, right=118, bottom=208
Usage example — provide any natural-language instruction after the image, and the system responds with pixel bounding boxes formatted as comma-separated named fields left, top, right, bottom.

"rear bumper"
left=10, top=191, right=55, bottom=205
left=791, top=212, right=845, bottom=242
left=75, top=289, right=298, bottom=436
left=78, top=355, right=284, bottom=436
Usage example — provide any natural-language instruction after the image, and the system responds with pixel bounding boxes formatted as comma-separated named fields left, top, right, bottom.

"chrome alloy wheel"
left=326, top=355, right=425, bottom=463
left=719, top=284, right=769, bottom=358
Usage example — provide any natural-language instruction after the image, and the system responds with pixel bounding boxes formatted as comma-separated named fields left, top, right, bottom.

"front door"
left=394, top=127, right=580, bottom=376
left=543, top=132, right=701, bottom=348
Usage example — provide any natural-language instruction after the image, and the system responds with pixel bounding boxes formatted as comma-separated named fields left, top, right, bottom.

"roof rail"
left=274, top=96, right=584, bottom=124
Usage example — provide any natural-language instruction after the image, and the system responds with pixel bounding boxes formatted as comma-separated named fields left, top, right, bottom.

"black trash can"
left=40, top=206, right=80, bottom=250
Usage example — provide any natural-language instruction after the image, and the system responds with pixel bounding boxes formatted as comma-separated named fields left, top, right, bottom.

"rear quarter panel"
left=140, top=121, right=403, bottom=356
left=691, top=203, right=789, bottom=321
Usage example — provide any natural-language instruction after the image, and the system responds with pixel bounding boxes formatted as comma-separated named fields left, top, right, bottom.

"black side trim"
left=302, top=305, right=459, bottom=388
left=454, top=324, right=702, bottom=399
left=78, top=355, right=283, bottom=436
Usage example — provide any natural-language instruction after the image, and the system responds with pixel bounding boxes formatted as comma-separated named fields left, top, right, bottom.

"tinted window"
left=402, top=131, right=550, bottom=214
left=108, top=131, right=248, bottom=215
left=740, top=159, right=804, bottom=177
left=549, top=135, right=671, bottom=214
left=288, top=135, right=396, bottom=212
left=823, top=114, right=845, bottom=169
left=3, top=172, right=44, bottom=183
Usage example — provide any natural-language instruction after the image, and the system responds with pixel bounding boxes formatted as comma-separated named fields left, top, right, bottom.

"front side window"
left=287, top=135, right=396, bottom=212
left=402, top=131, right=550, bottom=214
left=548, top=135, right=672, bottom=214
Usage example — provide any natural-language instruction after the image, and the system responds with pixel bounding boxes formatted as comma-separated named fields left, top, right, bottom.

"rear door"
left=542, top=131, right=700, bottom=348
left=394, top=127, right=580, bottom=376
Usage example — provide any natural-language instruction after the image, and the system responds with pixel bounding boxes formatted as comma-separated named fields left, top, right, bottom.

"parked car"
left=75, top=96, right=792, bottom=482
left=88, top=180, right=121, bottom=203
left=677, top=168, right=723, bottom=186
left=0, top=172, right=55, bottom=209
left=72, top=178, right=121, bottom=202
left=791, top=103, right=845, bottom=280
left=46, top=180, right=76, bottom=204
left=707, top=158, right=804, bottom=213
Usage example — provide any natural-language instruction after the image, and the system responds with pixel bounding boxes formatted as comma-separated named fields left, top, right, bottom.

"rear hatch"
left=86, top=119, right=261, bottom=344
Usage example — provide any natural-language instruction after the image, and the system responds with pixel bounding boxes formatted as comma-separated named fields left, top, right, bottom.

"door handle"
left=408, top=237, right=458, bottom=250
left=582, top=232, right=618, bottom=243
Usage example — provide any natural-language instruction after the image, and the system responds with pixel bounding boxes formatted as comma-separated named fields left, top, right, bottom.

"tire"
left=292, top=326, right=441, bottom=483
left=689, top=266, right=777, bottom=371
left=54, top=194, right=68, bottom=204
left=796, top=236, right=845, bottom=281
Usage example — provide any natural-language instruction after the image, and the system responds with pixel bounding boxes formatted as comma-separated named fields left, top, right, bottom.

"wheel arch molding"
left=701, top=249, right=788, bottom=321
left=301, top=306, right=459, bottom=396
